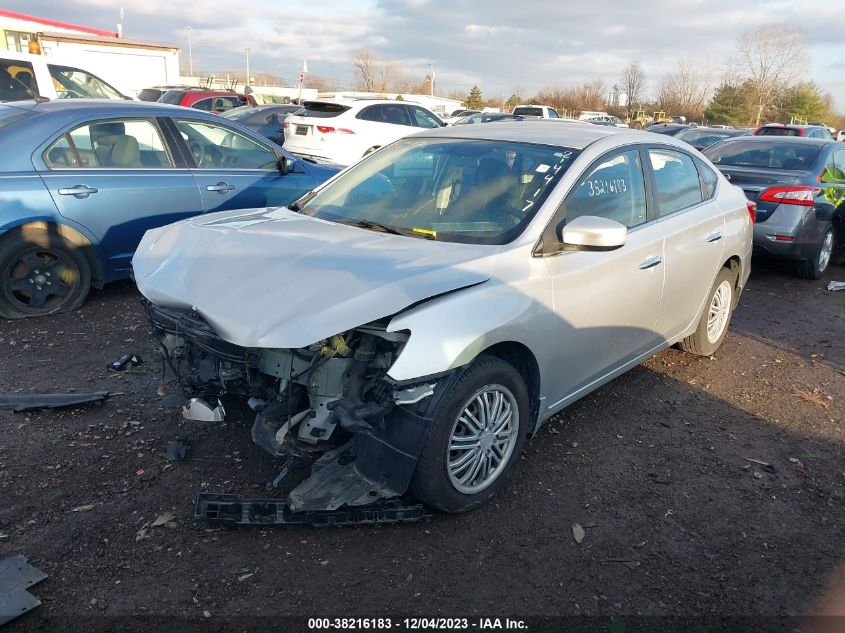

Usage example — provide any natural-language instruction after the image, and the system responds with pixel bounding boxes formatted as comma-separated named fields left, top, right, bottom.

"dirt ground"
left=1, top=258, right=843, bottom=631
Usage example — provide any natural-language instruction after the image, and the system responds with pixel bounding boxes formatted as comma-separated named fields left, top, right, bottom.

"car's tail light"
left=746, top=200, right=757, bottom=223
left=775, top=235, right=794, bottom=241
left=316, top=126, right=355, bottom=134
left=758, top=185, right=820, bottom=206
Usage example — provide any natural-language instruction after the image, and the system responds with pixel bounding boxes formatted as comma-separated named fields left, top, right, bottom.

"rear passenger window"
left=648, top=149, right=703, bottom=216
left=44, top=119, right=173, bottom=169
left=357, top=105, right=383, bottom=122
left=695, top=157, right=718, bottom=199
left=564, top=149, right=647, bottom=228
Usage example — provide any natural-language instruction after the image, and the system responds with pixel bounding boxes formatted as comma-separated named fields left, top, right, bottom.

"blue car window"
left=45, top=119, right=173, bottom=169
left=175, top=120, right=277, bottom=170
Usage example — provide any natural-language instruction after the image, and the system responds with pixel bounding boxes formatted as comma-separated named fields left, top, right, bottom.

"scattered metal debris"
left=164, top=439, right=191, bottom=461
left=0, top=391, right=109, bottom=412
left=181, top=398, right=226, bottom=422
left=571, top=523, right=586, bottom=544
left=0, top=555, right=48, bottom=626
left=107, top=352, right=143, bottom=371
left=826, top=281, right=845, bottom=292
left=195, top=493, right=431, bottom=527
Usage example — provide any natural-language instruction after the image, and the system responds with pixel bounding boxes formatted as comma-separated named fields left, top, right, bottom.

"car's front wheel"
left=410, top=355, right=529, bottom=512
left=797, top=227, right=834, bottom=280
left=0, top=230, right=91, bottom=319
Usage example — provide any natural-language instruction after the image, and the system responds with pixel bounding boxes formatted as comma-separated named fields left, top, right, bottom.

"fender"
left=386, top=278, right=555, bottom=389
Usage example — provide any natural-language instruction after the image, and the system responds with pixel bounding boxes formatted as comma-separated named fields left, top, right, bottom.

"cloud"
left=6, top=0, right=845, bottom=109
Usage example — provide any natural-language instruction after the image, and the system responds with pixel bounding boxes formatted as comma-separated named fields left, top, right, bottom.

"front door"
left=541, top=147, right=665, bottom=413
left=37, top=117, right=203, bottom=275
left=170, top=119, right=316, bottom=213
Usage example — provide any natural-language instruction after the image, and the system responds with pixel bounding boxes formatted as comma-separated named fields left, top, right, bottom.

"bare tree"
left=352, top=49, right=377, bottom=91
left=736, top=24, right=809, bottom=125
left=575, top=79, right=607, bottom=112
left=618, top=62, right=646, bottom=118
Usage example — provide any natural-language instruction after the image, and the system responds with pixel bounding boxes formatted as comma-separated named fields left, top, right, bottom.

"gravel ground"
left=0, top=260, right=843, bottom=632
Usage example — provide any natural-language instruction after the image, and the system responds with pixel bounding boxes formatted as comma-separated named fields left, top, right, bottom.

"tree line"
left=348, top=24, right=842, bottom=129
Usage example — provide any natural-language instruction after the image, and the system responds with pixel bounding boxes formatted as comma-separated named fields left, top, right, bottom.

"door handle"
left=706, top=231, right=723, bottom=243
left=639, top=255, right=662, bottom=270
left=206, top=182, right=235, bottom=193
left=58, top=185, right=98, bottom=198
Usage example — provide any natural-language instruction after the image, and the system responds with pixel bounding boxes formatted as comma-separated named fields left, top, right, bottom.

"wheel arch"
left=723, top=254, right=743, bottom=306
left=0, top=221, right=106, bottom=287
left=478, top=341, right=542, bottom=434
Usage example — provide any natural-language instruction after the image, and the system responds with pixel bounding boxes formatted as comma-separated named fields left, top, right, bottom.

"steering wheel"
left=202, top=145, right=222, bottom=167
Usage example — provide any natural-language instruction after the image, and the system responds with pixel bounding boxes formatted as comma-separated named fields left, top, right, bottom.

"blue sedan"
left=0, top=99, right=339, bottom=318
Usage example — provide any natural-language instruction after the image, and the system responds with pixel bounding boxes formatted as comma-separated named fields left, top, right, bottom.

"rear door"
left=168, top=117, right=316, bottom=212
left=648, top=147, right=725, bottom=340
left=36, top=116, right=203, bottom=275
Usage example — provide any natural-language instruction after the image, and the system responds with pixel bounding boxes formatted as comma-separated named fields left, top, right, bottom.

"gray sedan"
left=133, top=122, right=753, bottom=513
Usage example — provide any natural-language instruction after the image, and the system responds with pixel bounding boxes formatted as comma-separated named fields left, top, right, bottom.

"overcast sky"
left=12, top=0, right=845, bottom=110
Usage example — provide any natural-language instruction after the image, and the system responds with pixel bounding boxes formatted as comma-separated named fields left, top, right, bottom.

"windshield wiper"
left=337, top=219, right=436, bottom=239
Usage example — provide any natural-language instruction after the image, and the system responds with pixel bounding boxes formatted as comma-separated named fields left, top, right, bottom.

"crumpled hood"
left=132, top=207, right=498, bottom=348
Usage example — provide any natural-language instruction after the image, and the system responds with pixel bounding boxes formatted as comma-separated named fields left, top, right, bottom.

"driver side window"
left=563, top=149, right=647, bottom=228
left=175, top=120, right=277, bottom=170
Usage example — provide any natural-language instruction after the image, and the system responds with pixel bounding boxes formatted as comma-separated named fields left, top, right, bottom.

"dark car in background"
left=0, top=100, right=339, bottom=318
left=675, top=126, right=751, bottom=151
left=159, top=88, right=257, bottom=113
left=704, top=137, right=844, bottom=279
left=222, top=104, right=301, bottom=145
left=451, top=112, right=524, bottom=125
left=755, top=123, right=833, bottom=139
left=645, top=123, right=690, bottom=136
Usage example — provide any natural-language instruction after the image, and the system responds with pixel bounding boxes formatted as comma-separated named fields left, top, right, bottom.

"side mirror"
left=277, top=154, right=294, bottom=175
left=560, top=215, right=627, bottom=250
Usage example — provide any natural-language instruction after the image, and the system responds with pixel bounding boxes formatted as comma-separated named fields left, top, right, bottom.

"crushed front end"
left=145, top=301, right=439, bottom=511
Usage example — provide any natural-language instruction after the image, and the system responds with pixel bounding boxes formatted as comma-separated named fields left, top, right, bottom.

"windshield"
left=48, top=65, right=124, bottom=99
left=159, top=90, right=186, bottom=105
left=299, top=137, right=580, bottom=245
left=704, top=139, right=821, bottom=170
left=677, top=129, right=732, bottom=148
left=757, top=127, right=800, bottom=136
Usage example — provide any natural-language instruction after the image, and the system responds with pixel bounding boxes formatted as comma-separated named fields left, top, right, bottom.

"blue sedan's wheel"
left=0, top=230, right=91, bottom=319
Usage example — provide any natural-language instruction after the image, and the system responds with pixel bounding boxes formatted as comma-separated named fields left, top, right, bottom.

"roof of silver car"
left=417, top=120, right=639, bottom=150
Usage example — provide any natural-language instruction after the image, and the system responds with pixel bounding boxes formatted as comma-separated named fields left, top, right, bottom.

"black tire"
left=0, top=229, right=91, bottom=319
left=796, top=227, right=834, bottom=280
left=678, top=266, right=737, bottom=357
left=410, top=355, right=529, bottom=513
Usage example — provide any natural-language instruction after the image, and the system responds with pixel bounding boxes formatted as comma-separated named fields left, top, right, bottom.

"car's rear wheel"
left=410, top=355, right=529, bottom=513
left=0, top=230, right=91, bottom=319
left=678, top=266, right=736, bottom=357
left=797, top=227, right=834, bottom=280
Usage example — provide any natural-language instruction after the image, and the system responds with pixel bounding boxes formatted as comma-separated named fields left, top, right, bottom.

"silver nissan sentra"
left=133, top=121, right=753, bottom=513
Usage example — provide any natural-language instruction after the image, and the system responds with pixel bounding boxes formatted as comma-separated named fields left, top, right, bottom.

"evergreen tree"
left=704, top=84, right=748, bottom=127
left=466, top=85, right=483, bottom=110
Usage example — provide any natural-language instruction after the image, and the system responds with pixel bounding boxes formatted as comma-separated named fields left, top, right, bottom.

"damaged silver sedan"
left=133, top=122, right=753, bottom=513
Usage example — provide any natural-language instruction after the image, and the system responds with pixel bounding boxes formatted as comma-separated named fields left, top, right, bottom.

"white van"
left=0, top=50, right=129, bottom=102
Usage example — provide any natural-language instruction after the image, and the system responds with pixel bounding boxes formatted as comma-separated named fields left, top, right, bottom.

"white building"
left=0, top=9, right=180, bottom=97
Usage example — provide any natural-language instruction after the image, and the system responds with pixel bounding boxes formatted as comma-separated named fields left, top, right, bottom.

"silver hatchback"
left=133, top=122, right=754, bottom=513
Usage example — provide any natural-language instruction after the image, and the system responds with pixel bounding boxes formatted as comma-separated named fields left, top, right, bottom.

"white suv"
left=511, top=104, right=561, bottom=119
left=283, top=99, right=444, bottom=166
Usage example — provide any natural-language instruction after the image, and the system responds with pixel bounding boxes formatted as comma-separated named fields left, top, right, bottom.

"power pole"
left=428, top=61, right=434, bottom=97
left=186, top=26, right=193, bottom=77
left=244, top=47, right=251, bottom=87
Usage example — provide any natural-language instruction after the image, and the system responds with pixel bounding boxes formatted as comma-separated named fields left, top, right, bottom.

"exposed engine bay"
left=145, top=301, right=439, bottom=512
